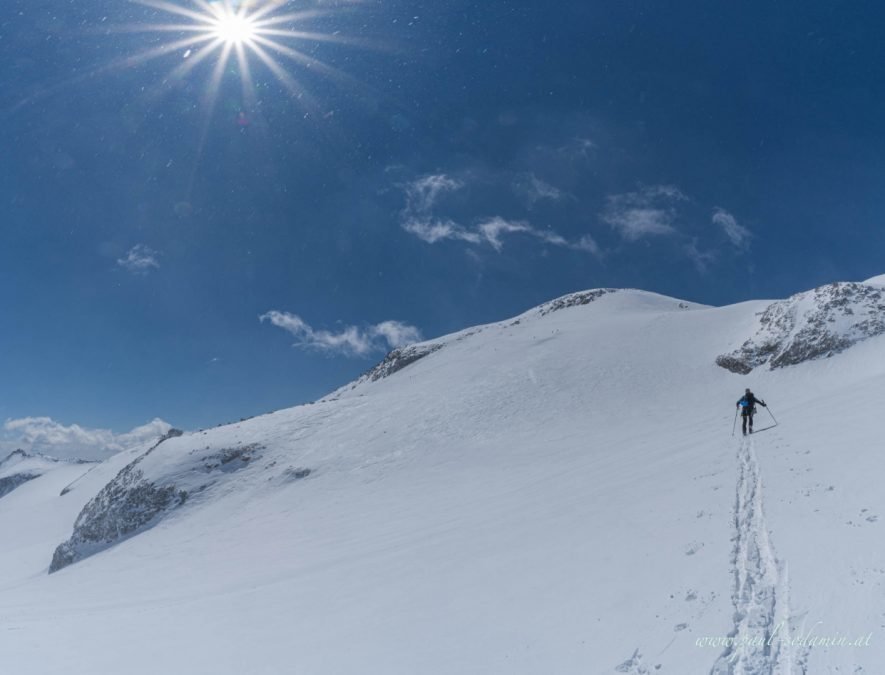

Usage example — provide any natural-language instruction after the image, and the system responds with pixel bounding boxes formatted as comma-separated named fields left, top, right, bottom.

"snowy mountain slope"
left=2, top=284, right=885, bottom=674
left=330, top=288, right=703, bottom=397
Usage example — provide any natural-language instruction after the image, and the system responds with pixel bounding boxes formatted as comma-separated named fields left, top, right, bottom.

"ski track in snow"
left=711, top=439, right=807, bottom=675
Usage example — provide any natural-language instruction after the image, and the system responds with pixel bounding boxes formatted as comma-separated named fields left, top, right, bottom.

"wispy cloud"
left=2, top=417, right=172, bottom=461
left=601, top=185, right=688, bottom=241
left=404, top=174, right=463, bottom=213
left=712, top=207, right=752, bottom=250
left=475, top=216, right=599, bottom=254
left=399, top=174, right=597, bottom=255
left=400, top=174, right=480, bottom=244
left=477, top=217, right=533, bottom=252
left=117, top=244, right=160, bottom=275
left=402, top=218, right=481, bottom=245
left=514, top=173, right=568, bottom=207
left=573, top=235, right=602, bottom=256
left=371, top=321, right=423, bottom=349
left=534, top=137, right=596, bottom=161
left=260, top=311, right=422, bottom=357
left=683, top=239, right=718, bottom=273
left=557, top=136, right=596, bottom=159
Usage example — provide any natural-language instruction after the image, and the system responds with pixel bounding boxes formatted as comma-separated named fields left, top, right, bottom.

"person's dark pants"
left=741, top=412, right=754, bottom=434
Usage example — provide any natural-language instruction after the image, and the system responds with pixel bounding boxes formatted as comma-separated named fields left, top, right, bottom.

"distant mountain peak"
left=0, top=450, right=62, bottom=500
left=716, top=281, right=885, bottom=373
left=0, top=449, right=34, bottom=470
left=2, top=448, right=29, bottom=461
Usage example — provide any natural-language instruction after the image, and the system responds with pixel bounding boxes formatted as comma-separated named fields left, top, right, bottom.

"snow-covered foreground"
left=2, top=283, right=885, bottom=674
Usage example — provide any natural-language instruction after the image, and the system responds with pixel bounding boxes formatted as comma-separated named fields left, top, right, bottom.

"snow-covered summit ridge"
left=716, top=280, right=885, bottom=373
left=343, top=278, right=885, bottom=390
left=530, top=287, right=704, bottom=316
left=331, top=288, right=703, bottom=396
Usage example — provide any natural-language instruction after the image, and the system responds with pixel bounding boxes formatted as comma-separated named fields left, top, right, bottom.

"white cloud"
left=712, top=207, right=752, bottom=250
left=260, top=311, right=422, bottom=357
left=404, top=174, right=463, bottom=214
left=117, top=244, right=160, bottom=275
left=602, top=185, right=688, bottom=241
left=477, top=217, right=533, bottom=252
left=473, top=217, right=602, bottom=255
left=602, top=189, right=752, bottom=268
left=401, top=217, right=481, bottom=245
left=2, top=416, right=172, bottom=461
left=399, top=175, right=597, bottom=256
left=370, top=321, right=423, bottom=348
left=400, top=174, right=480, bottom=245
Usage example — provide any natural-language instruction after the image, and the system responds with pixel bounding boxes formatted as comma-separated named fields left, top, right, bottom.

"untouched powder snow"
left=1, top=285, right=885, bottom=673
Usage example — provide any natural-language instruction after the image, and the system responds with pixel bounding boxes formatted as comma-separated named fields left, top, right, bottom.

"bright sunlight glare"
left=210, top=9, right=256, bottom=46
left=109, top=0, right=367, bottom=125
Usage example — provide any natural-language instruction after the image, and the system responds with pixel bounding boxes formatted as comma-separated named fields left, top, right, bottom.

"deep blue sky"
left=2, top=0, right=885, bottom=438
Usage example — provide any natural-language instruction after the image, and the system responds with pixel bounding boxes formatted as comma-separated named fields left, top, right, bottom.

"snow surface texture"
left=2, top=283, right=885, bottom=674
left=716, top=281, right=885, bottom=373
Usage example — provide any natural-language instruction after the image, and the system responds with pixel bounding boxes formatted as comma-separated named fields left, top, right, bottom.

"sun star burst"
left=113, top=0, right=364, bottom=123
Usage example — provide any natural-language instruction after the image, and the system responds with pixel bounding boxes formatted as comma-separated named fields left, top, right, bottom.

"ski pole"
left=766, top=406, right=778, bottom=426
left=732, top=408, right=738, bottom=436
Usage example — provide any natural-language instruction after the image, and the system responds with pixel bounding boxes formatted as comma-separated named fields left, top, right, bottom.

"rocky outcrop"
left=50, top=430, right=258, bottom=573
left=360, top=344, right=445, bottom=383
left=537, top=289, right=617, bottom=316
left=49, top=464, right=189, bottom=573
left=322, top=343, right=445, bottom=400
left=717, top=282, right=885, bottom=373
left=0, top=472, right=41, bottom=499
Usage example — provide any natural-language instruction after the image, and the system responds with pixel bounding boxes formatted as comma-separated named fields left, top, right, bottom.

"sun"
left=210, top=9, right=257, bottom=46
left=107, top=0, right=366, bottom=123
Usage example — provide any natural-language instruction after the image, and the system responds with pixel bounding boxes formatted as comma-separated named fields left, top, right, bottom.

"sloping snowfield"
left=2, top=284, right=884, bottom=674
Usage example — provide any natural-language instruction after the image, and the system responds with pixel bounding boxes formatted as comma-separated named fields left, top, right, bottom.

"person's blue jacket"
left=736, top=391, right=766, bottom=414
